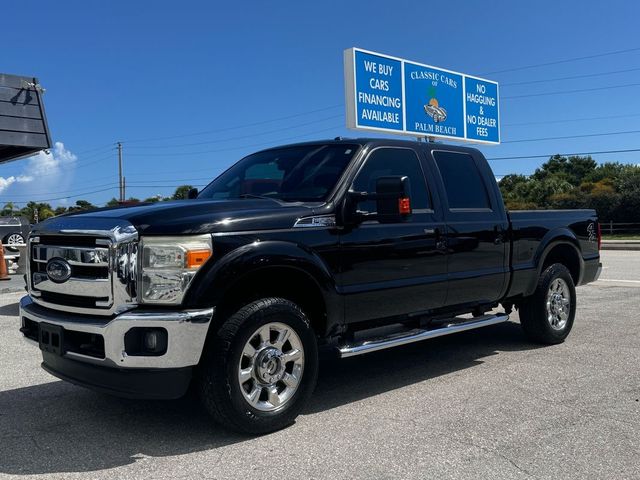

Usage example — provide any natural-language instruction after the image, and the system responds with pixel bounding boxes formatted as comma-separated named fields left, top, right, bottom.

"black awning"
left=0, top=73, right=52, bottom=163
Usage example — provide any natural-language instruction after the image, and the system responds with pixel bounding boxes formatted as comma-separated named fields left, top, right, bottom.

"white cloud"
left=0, top=142, right=77, bottom=202
left=24, top=142, right=77, bottom=177
left=0, top=174, right=32, bottom=194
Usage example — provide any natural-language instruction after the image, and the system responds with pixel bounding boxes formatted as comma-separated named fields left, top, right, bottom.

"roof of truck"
left=257, top=137, right=483, bottom=155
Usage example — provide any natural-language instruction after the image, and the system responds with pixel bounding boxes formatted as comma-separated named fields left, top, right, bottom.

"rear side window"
left=433, top=151, right=491, bottom=209
left=353, top=148, right=430, bottom=213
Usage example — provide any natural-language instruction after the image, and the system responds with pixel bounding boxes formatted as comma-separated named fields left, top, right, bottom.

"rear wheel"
left=519, top=263, right=576, bottom=344
left=197, top=297, right=318, bottom=434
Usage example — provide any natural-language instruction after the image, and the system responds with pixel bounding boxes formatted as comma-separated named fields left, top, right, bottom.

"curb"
left=601, top=240, right=640, bottom=251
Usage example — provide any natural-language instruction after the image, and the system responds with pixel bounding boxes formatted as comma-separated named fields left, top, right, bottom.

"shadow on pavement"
left=0, top=321, right=539, bottom=475
left=0, top=302, right=19, bottom=316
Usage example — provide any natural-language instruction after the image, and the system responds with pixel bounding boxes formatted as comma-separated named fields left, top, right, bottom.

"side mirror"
left=375, top=176, right=412, bottom=223
left=187, top=188, right=199, bottom=199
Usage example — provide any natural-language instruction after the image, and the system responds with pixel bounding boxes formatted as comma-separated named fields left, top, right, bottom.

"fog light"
left=144, top=331, right=159, bottom=351
left=124, top=327, right=168, bottom=356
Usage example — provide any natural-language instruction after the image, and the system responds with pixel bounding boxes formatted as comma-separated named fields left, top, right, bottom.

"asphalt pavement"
left=0, top=250, right=638, bottom=479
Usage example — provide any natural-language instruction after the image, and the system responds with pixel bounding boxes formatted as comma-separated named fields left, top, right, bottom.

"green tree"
left=533, top=155, right=596, bottom=186
left=105, top=197, right=140, bottom=207
left=67, top=199, right=97, bottom=212
left=172, top=185, right=194, bottom=200
left=1, top=202, right=17, bottom=216
left=20, top=201, right=55, bottom=223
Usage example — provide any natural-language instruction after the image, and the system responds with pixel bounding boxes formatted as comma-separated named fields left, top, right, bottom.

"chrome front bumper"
left=20, top=296, right=213, bottom=369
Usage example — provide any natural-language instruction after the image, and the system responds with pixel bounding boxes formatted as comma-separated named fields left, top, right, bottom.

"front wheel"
left=197, top=297, right=318, bottom=434
left=519, top=263, right=576, bottom=344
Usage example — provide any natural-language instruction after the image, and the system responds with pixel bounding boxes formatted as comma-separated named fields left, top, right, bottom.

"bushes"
left=499, top=156, right=640, bottom=222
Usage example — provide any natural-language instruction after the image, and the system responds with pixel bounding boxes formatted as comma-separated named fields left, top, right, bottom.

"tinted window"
left=353, top=148, right=430, bottom=213
left=433, top=151, right=491, bottom=209
left=198, top=144, right=359, bottom=202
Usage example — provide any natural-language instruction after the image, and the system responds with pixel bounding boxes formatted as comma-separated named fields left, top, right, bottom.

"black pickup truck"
left=20, top=138, right=601, bottom=433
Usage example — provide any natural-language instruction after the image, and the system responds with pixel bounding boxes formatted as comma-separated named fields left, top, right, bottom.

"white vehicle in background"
left=0, top=216, right=29, bottom=252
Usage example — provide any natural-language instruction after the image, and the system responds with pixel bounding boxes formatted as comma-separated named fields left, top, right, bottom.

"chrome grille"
left=27, top=220, right=139, bottom=316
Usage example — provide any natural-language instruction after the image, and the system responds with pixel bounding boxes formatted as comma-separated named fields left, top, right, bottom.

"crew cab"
left=19, top=138, right=602, bottom=434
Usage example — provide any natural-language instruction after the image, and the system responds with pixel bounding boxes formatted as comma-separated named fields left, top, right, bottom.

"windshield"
left=198, top=144, right=360, bottom=202
left=0, top=217, right=20, bottom=226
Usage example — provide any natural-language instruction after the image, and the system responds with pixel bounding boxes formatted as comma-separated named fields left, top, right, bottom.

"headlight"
left=139, top=235, right=212, bottom=304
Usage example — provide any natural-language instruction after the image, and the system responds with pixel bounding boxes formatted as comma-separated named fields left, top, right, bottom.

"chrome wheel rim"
left=7, top=234, right=23, bottom=246
left=546, top=278, right=570, bottom=330
left=238, top=322, right=304, bottom=412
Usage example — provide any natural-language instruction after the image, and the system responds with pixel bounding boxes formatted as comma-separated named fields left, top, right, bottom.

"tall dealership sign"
left=344, top=48, right=500, bottom=144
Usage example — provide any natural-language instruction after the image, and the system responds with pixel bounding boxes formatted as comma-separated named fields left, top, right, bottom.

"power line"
left=503, top=129, right=640, bottom=144
left=482, top=46, right=640, bottom=75
left=124, top=114, right=343, bottom=150
left=0, top=181, right=118, bottom=198
left=124, top=184, right=207, bottom=188
left=3, top=186, right=118, bottom=204
left=126, top=124, right=343, bottom=157
left=502, top=81, right=640, bottom=99
left=503, top=112, right=640, bottom=127
left=67, top=143, right=115, bottom=156
left=121, top=104, right=343, bottom=144
left=127, top=176, right=215, bottom=183
left=487, top=148, right=640, bottom=161
left=501, top=66, right=640, bottom=87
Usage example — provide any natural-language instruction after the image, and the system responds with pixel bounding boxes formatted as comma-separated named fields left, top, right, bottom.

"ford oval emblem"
left=46, top=258, right=72, bottom=283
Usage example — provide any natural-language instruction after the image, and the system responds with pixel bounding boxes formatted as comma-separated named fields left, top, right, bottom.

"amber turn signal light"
left=186, top=249, right=212, bottom=268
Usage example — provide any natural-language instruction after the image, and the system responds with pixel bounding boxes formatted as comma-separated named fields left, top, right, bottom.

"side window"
left=353, top=148, right=430, bottom=213
left=433, top=151, right=491, bottom=210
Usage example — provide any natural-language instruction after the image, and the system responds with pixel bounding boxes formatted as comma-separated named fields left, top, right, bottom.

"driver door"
left=338, top=147, right=448, bottom=324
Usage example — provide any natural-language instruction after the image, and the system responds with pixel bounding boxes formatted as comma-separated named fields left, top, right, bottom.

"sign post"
left=344, top=48, right=500, bottom=144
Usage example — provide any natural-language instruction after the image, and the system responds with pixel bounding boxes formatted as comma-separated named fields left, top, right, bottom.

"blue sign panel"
left=344, top=48, right=500, bottom=144
left=353, top=50, right=403, bottom=131
left=404, top=62, right=464, bottom=139
left=465, top=77, right=499, bottom=143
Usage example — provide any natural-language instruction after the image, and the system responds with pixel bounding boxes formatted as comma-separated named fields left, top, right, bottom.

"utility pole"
left=117, top=142, right=124, bottom=202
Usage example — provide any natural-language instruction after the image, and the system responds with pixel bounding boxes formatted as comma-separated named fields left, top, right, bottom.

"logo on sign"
left=423, top=86, right=447, bottom=123
left=46, top=258, right=72, bottom=283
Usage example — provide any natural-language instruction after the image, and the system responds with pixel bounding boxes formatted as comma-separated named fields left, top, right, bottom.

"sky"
left=1, top=0, right=640, bottom=208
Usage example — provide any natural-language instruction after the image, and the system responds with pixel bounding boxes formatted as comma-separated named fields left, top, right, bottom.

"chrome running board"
left=338, top=313, right=509, bottom=358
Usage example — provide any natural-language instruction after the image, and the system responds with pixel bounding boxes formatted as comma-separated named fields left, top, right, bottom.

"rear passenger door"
left=429, top=150, right=509, bottom=307
left=339, top=147, right=448, bottom=323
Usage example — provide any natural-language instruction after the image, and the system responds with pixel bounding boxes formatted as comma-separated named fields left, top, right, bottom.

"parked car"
left=19, top=138, right=601, bottom=434
left=0, top=216, right=29, bottom=251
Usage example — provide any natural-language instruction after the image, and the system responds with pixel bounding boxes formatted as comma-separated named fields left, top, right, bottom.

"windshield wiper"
left=237, top=193, right=278, bottom=200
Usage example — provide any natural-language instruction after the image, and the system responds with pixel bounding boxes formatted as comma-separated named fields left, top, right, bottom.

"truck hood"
left=35, top=199, right=316, bottom=235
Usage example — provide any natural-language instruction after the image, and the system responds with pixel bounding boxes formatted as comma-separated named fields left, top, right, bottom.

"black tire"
left=519, top=263, right=576, bottom=344
left=196, top=297, right=318, bottom=434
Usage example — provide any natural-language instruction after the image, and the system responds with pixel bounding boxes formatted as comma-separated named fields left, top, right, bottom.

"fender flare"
left=525, top=228, right=583, bottom=295
left=184, top=240, right=341, bottom=330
